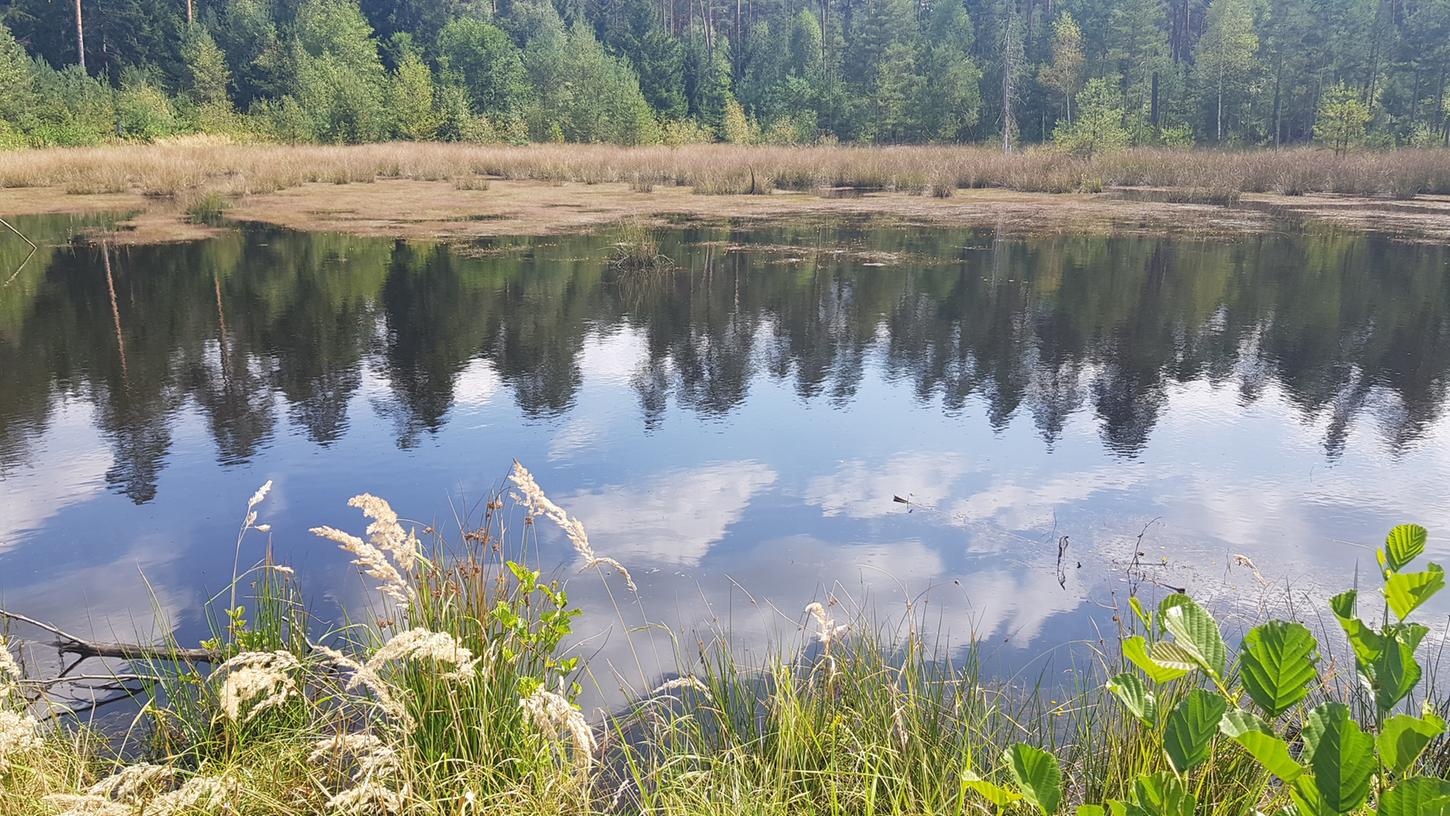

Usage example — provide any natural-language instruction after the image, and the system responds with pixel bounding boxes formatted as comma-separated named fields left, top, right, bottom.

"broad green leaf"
left=1291, top=777, right=1329, bottom=816
left=1077, top=807, right=1106, bottom=816
left=1163, top=689, right=1227, bottom=773
left=1129, top=596, right=1152, bottom=628
left=1107, top=802, right=1127, bottom=816
left=1159, top=594, right=1227, bottom=679
left=1148, top=641, right=1201, bottom=675
left=1385, top=564, right=1445, bottom=622
left=1373, top=632, right=1424, bottom=713
left=1239, top=620, right=1319, bottom=717
left=1106, top=672, right=1157, bottom=726
left=1383, top=524, right=1428, bottom=573
left=1006, top=743, right=1062, bottom=815
left=1220, top=709, right=1305, bottom=781
left=1329, top=591, right=1385, bottom=664
left=1131, top=772, right=1194, bottom=816
left=1377, top=709, right=1446, bottom=775
left=962, top=773, right=1023, bottom=808
left=1123, top=636, right=1189, bottom=683
left=1303, top=703, right=1375, bottom=813
left=1379, top=777, right=1450, bottom=816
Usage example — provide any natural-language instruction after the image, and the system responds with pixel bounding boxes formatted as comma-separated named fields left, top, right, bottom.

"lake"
left=3, top=212, right=1449, bottom=698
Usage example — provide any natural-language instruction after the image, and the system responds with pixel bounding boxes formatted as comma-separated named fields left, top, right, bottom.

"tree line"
left=0, top=0, right=1447, bottom=149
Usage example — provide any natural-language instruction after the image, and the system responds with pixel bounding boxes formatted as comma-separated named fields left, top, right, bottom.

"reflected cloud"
left=805, top=453, right=972, bottom=519
left=949, top=466, right=1144, bottom=531
left=0, top=401, right=111, bottom=554
left=563, top=462, right=777, bottom=565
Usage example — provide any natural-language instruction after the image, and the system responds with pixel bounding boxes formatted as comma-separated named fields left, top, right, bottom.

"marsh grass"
left=4, top=143, right=1449, bottom=206
left=0, top=471, right=1443, bottom=815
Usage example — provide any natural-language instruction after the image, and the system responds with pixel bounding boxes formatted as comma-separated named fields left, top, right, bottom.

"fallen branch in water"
left=0, top=608, right=219, bottom=664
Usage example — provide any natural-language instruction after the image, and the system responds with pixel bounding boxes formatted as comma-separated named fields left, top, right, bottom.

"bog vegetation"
left=0, top=463, right=1446, bottom=815
left=0, top=0, right=1448, bottom=151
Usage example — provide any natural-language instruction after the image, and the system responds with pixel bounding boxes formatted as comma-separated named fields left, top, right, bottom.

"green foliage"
left=1006, top=744, right=1063, bottom=815
left=1315, top=83, right=1372, bottom=155
left=1068, top=523, right=1446, bottom=816
left=1162, top=689, right=1226, bottom=773
left=437, top=19, right=527, bottom=120
left=1052, top=78, right=1128, bottom=157
left=386, top=36, right=440, bottom=140
left=1237, top=620, right=1318, bottom=717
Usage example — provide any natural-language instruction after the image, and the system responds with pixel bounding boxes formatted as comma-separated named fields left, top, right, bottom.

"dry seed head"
left=648, top=676, right=711, bottom=698
left=311, top=525, right=413, bottom=606
left=325, top=782, right=408, bottom=815
left=520, top=686, right=596, bottom=774
left=215, top=650, right=301, bottom=723
left=509, top=461, right=636, bottom=591
left=0, top=709, right=41, bottom=774
left=0, top=635, right=21, bottom=692
left=150, top=775, right=229, bottom=815
left=366, top=628, right=483, bottom=681
left=247, top=480, right=273, bottom=510
left=348, top=493, right=420, bottom=573
left=86, top=762, right=176, bottom=800
left=803, top=602, right=848, bottom=648
left=311, top=644, right=411, bottom=725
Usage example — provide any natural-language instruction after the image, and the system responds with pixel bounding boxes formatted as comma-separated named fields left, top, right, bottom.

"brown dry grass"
left=2, top=140, right=1449, bottom=202
left=3, top=140, right=1450, bottom=244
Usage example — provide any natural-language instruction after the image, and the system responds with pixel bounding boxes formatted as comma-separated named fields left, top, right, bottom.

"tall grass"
left=0, top=465, right=1441, bottom=815
left=3, top=140, right=1450, bottom=202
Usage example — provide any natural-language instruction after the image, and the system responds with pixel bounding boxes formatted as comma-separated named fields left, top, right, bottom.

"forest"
left=0, top=0, right=1447, bottom=150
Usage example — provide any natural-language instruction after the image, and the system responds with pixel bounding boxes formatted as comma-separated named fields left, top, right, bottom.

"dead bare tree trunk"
left=74, top=0, right=85, bottom=71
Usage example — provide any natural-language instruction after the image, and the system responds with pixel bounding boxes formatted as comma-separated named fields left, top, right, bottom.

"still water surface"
left=3, top=213, right=1450, bottom=692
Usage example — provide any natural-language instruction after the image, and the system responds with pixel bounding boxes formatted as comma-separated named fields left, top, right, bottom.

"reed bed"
left=0, top=466, right=1442, bottom=815
left=3, top=139, right=1449, bottom=203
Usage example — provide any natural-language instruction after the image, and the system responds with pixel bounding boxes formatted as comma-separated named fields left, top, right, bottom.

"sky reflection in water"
left=2, top=213, right=1449, bottom=699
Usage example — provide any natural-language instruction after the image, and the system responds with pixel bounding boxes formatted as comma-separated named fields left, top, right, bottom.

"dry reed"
left=2, top=142, right=1447, bottom=202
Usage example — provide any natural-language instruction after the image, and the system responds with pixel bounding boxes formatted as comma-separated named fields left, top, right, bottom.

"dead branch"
left=1, top=609, right=219, bottom=664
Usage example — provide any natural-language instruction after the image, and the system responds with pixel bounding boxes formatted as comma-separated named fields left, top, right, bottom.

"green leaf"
left=1129, top=596, right=1152, bottom=628
left=1005, top=744, right=1062, bottom=815
left=1219, top=709, right=1305, bottom=781
left=1385, top=564, right=1445, bottom=622
left=1291, top=777, right=1329, bottom=816
left=1329, top=591, right=1385, bottom=664
left=1383, top=524, right=1428, bottom=573
left=1374, top=629, right=1424, bottom=713
left=1159, top=594, right=1228, bottom=679
left=1106, top=672, right=1157, bottom=726
left=1379, top=777, right=1450, bottom=816
left=962, top=773, right=1023, bottom=808
left=1077, top=807, right=1106, bottom=816
left=1163, top=689, right=1227, bottom=774
left=1238, top=620, right=1319, bottom=718
left=1377, top=709, right=1447, bottom=775
left=1122, top=636, right=1190, bottom=683
left=1130, top=772, right=1194, bottom=816
left=1148, top=641, right=1202, bottom=675
left=1303, top=703, right=1375, bottom=813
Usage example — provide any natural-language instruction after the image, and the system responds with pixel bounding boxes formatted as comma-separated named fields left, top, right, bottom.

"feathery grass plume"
left=348, top=493, right=420, bottom=573
left=85, top=762, right=176, bottom=800
left=214, top=650, right=301, bottom=722
left=520, top=685, right=596, bottom=775
left=803, top=602, right=848, bottom=648
left=365, top=628, right=484, bottom=681
left=0, top=635, right=21, bottom=693
left=0, top=709, right=40, bottom=774
left=647, top=676, right=711, bottom=699
left=311, top=644, right=410, bottom=726
left=311, top=733, right=408, bottom=815
left=509, top=461, right=636, bottom=591
left=40, top=794, right=131, bottom=816
left=150, top=775, right=229, bottom=815
left=312, top=525, right=413, bottom=606
left=243, top=479, right=273, bottom=530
